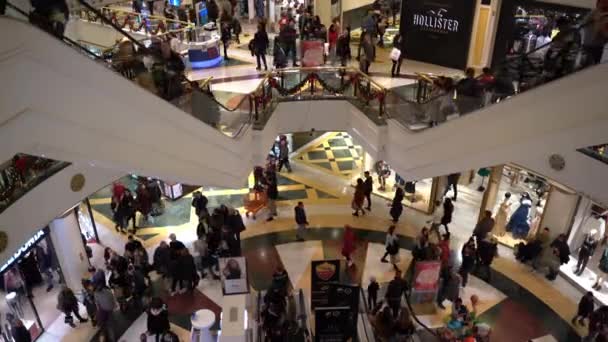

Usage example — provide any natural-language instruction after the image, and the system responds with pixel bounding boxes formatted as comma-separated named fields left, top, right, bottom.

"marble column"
left=49, top=209, right=90, bottom=290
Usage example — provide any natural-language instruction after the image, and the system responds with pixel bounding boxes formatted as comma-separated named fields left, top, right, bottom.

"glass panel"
left=1, top=266, right=42, bottom=341
left=579, top=144, right=608, bottom=164
left=0, top=154, right=70, bottom=214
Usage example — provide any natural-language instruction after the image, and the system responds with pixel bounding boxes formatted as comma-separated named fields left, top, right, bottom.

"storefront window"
left=489, top=165, right=549, bottom=248
left=562, top=200, right=608, bottom=304
left=492, top=1, right=588, bottom=67
left=0, top=229, right=65, bottom=340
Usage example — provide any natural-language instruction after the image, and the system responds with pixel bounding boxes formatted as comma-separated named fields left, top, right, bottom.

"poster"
left=400, top=0, right=476, bottom=69
left=412, top=260, right=441, bottom=292
left=219, top=257, right=249, bottom=295
left=314, top=307, right=355, bottom=342
left=311, top=260, right=340, bottom=309
left=300, top=40, right=325, bottom=67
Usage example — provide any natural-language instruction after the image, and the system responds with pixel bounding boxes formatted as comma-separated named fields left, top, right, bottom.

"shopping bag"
left=390, top=48, right=401, bottom=61
left=324, top=42, right=330, bottom=56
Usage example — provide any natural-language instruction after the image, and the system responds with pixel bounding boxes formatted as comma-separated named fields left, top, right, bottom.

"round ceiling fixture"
left=70, top=173, right=86, bottom=192
left=549, top=154, right=566, bottom=171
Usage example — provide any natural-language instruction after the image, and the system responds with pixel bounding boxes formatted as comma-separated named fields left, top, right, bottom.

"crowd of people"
left=110, top=179, right=163, bottom=234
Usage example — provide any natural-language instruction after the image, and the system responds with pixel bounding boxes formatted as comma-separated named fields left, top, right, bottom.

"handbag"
left=390, top=47, right=401, bottom=61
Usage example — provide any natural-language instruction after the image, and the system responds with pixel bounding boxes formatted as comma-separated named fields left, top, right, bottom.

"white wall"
left=0, top=162, right=122, bottom=266
left=342, top=0, right=374, bottom=12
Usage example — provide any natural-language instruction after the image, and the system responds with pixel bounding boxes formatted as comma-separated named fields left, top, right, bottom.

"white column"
left=49, top=209, right=89, bottom=291
left=248, top=0, right=255, bottom=21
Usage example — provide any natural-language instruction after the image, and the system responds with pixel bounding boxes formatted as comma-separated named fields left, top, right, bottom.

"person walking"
left=57, top=286, right=88, bottom=328
left=220, top=22, right=231, bottom=60
left=363, top=171, right=373, bottom=210
left=385, top=271, right=407, bottom=317
left=191, top=191, right=209, bottom=220
left=193, top=234, right=209, bottom=279
left=294, top=202, right=308, bottom=241
left=342, top=225, right=356, bottom=267
left=336, top=29, right=350, bottom=66
left=390, top=187, right=405, bottom=223
left=473, top=210, right=495, bottom=243
left=253, top=23, right=269, bottom=71
left=34, top=245, right=54, bottom=292
left=459, top=242, right=476, bottom=287
left=147, top=297, right=170, bottom=342
left=280, top=19, right=299, bottom=67
left=381, top=225, right=399, bottom=266
left=391, top=32, right=404, bottom=77
left=443, top=173, right=460, bottom=201
left=441, top=198, right=454, bottom=233
left=437, top=268, right=461, bottom=310
left=352, top=178, right=366, bottom=217
left=327, top=23, right=339, bottom=65
left=277, top=136, right=292, bottom=172
left=367, top=276, right=379, bottom=310
left=573, top=291, right=595, bottom=326
left=94, top=284, right=116, bottom=342
left=359, top=31, right=374, bottom=74
left=266, top=176, right=279, bottom=222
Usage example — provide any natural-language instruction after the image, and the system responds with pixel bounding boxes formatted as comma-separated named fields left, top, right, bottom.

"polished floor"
left=47, top=132, right=589, bottom=342
left=34, top=15, right=590, bottom=339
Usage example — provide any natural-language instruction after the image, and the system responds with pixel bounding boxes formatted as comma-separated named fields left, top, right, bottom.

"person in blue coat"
left=507, top=193, right=533, bottom=239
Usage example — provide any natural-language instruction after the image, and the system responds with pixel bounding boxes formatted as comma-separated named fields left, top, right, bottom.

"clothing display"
left=526, top=210, right=543, bottom=240
left=507, top=198, right=533, bottom=239
left=493, top=199, right=512, bottom=237
left=598, top=247, right=608, bottom=274
left=576, top=233, right=598, bottom=275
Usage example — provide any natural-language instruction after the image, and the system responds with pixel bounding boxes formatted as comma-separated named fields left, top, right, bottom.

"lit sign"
left=0, top=230, right=46, bottom=274
left=412, top=8, right=460, bottom=33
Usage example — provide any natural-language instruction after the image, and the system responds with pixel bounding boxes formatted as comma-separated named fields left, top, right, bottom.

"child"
left=367, top=276, right=379, bottom=310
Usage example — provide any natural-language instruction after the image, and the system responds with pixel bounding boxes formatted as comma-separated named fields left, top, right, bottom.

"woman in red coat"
left=342, top=225, right=356, bottom=267
left=352, top=178, right=366, bottom=216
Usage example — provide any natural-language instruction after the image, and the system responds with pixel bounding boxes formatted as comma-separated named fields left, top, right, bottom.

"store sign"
left=311, top=260, right=340, bottom=309
left=401, top=0, right=476, bottom=69
left=0, top=229, right=46, bottom=274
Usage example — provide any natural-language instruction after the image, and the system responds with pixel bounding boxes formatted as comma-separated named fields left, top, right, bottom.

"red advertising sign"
left=300, top=40, right=325, bottom=67
left=413, top=261, right=441, bottom=292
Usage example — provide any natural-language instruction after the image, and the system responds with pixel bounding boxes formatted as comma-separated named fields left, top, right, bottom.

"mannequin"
left=595, top=244, right=608, bottom=290
left=507, top=193, right=532, bottom=239
left=493, top=192, right=512, bottom=237
left=576, top=229, right=598, bottom=276
left=526, top=208, right=543, bottom=241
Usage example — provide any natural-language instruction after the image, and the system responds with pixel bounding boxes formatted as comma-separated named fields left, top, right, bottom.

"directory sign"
left=314, top=306, right=354, bottom=342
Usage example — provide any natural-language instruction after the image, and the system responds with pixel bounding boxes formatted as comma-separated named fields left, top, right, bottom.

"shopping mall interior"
left=0, top=0, right=607, bottom=341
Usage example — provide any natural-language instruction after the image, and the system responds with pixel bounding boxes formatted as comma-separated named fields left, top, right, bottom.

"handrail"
left=78, top=0, right=146, bottom=49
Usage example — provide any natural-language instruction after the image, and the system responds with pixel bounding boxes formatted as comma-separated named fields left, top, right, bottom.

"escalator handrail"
left=78, top=0, right=146, bottom=50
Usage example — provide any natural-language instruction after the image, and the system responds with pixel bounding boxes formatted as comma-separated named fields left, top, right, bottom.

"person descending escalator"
left=29, top=0, right=69, bottom=38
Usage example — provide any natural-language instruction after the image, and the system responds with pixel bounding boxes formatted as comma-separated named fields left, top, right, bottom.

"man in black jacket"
left=364, top=171, right=373, bottom=211
left=385, top=271, right=407, bottom=317
left=573, top=291, right=595, bottom=326
left=279, top=20, right=299, bottom=67
left=294, top=202, right=308, bottom=241
left=191, top=191, right=209, bottom=220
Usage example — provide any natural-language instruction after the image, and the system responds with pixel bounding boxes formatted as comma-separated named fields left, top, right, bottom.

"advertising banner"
left=311, top=260, right=340, bottom=309
left=400, top=0, right=476, bottom=69
left=314, top=306, right=355, bottom=342
left=301, top=40, right=325, bottom=67
left=413, top=260, right=441, bottom=292
left=219, top=256, right=249, bottom=295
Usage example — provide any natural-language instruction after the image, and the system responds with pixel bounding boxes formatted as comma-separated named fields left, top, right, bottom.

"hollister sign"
left=401, top=0, right=476, bottom=69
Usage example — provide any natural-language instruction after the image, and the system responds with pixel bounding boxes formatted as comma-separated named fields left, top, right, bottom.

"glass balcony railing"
left=579, top=144, right=608, bottom=164
left=0, top=154, right=70, bottom=214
